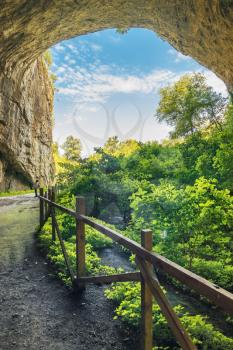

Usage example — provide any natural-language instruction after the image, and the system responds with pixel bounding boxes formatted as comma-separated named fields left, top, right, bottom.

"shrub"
left=105, top=282, right=233, bottom=349
left=38, top=215, right=116, bottom=286
left=191, top=258, right=233, bottom=291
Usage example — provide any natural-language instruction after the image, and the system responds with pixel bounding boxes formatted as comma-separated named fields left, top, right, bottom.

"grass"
left=0, top=189, right=34, bottom=197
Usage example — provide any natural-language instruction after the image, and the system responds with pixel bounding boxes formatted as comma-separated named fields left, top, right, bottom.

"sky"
left=51, top=28, right=227, bottom=156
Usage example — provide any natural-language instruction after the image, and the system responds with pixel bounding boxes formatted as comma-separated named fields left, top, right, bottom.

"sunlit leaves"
left=156, top=73, right=228, bottom=138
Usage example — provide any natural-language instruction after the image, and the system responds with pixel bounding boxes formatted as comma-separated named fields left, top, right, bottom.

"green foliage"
left=127, top=177, right=233, bottom=289
left=86, top=225, right=112, bottom=249
left=0, top=189, right=33, bottom=197
left=62, top=135, right=82, bottom=162
left=181, top=314, right=233, bottom=350
left=178, top=133, right=219, bottom=184
left=116, top=28, right=129, bottom=34
left=156, top=73, right=227, bottom=138
left=40, top=191, right=131, bottom=275
left=38, top=204, right=117, bottom=286
left=213, top=104, right=233, bottom=191
left=191, top=258, right=233, bottom=290
left=67, top=138, right=183, bottom=222
left=105, top=282, right=233, bottom=349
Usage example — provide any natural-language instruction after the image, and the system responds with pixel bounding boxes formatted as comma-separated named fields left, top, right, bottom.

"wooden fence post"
left=44, top=190, right=48, bottom=219
left=51, top=186, right=56, bottom=241
left=141, top=229, right=153, bottom=350
left=48, top=187, right=52, bottom=215
left=39, top=188, right=44, bottom=227
left=53, top=185, right=57, bottom=202
left=76, top=196, right=86, bottom=287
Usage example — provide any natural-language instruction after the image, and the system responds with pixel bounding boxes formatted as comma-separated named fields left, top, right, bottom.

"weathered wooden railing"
left=38, top=187, right=233, bottom=350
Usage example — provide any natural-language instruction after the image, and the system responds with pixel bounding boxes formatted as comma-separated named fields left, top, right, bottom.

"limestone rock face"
left=0, top=1, right=233, bottom=90
left=0, top=58, right=54, bottom=191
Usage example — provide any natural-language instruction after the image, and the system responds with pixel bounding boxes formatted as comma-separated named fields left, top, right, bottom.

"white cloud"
left=57, top=66, right=66, bottom=73
left=68, top=59, right=76, bottom=65
left=54, top=62, right=182, bottom=104
left=54, top=43, right=65, bottom=52
left=168, top=48, right=191, bottom=63
left=67, top=44, right=75, bottom=50
left=108, top=34, right=122, bottom=44
left=90, top=43, right=102, bottom=52
left=55, top=64, right=228, bottom=107
left=202, top=70, right=228, bottom=96
left=58, top=87, right=79, bottom=96
left=52, top=41, right=228, bottom=107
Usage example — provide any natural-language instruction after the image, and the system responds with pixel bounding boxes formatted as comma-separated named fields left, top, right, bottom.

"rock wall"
left=0, top=1, right=233, bottom=91
left=0, top=58, right=54, bottom=191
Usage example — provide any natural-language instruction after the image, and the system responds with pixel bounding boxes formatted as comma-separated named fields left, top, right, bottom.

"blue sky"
left=51, top=29, right=227, bottom=156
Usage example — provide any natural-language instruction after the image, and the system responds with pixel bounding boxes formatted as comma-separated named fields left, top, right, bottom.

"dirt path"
left=0, top=195, right=138, bottom=350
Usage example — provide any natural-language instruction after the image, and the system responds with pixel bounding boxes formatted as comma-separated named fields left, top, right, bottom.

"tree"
left=116, top=28, right=129, bottom=34
left=103, top=136, right=120, bottom=155
left=213, top=103, right=233, bottom=192
left=156, top=73, right=228, bottom=138
left=62, top=136, right=82, bottom=162
left=129, top=177, right=233, bottom=284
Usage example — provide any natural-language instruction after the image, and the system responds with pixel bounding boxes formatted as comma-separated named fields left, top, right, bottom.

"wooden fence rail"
left=38, top=189, right=233, bottom=350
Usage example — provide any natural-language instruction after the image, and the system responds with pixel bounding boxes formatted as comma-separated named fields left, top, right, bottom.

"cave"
left=0, top=1, right=232, bottom=190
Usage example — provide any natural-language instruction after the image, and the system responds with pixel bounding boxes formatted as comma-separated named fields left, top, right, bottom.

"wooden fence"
left=38, top=187, right=233, bottom=350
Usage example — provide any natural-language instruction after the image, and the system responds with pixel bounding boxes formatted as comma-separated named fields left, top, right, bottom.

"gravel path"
left=0, top=195, right=139, bottom=350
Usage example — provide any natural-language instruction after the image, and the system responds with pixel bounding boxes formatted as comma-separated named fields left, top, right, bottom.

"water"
left=100, top=246, right=134, bottom=271
left=0, top=194, right=39, bottom=271
left=100, top=245, right=232, bottom=337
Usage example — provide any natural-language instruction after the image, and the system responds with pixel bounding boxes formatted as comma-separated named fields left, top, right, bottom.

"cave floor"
left=0, top=195, right=138, bottom=350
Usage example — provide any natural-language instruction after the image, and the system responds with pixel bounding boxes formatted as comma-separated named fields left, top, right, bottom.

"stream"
left=100, top=242, right=232, bottom=338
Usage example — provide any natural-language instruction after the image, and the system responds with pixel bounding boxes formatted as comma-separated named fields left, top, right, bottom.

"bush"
left=105, top=282, right=233, bottom=349
left=191, top=258, right=233, bottom=291
left=38, top=215, right=116, bottom=286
